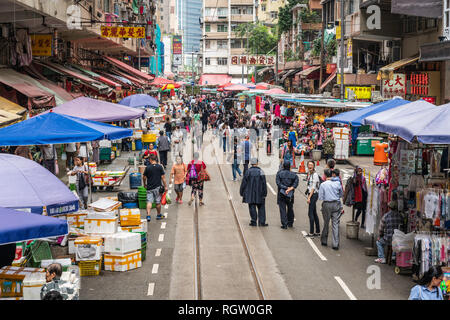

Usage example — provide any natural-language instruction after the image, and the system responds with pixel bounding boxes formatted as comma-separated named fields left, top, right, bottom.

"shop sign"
left=133, top=57, right=150, bottom=67
left=422, top=97, right=436, bottom=104
left=100, top=26, right=146, bottom=38
left=347, top=39, right=353, bottom=57
left=336, top=21, right=341, bottom=40
left=31, top=34, right=52, bottom=56
left=173, top=54, right=182, bottom=66
left=408, top=72, right=430, bottom=96
left=173, top=35, right=182, bottom=55
left=230, top=55, right=275, bottom=66
left=382, top=73, right=406, bottom=99
left=326, top=63, right=337, bottom=74
left=345, top=86, right=372, bottom=100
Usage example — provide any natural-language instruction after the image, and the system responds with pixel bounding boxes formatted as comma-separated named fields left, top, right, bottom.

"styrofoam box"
left=141, top=219, right=148, bottom=233
left=119, top=209, right=141, bottom=226
left=23, top=272, right=46, bottom=300
left=85, top=212, right=118, bottom=234
left=40, top=259, right=72, bottom=269
left=104, top=250, right=142, bottom=272
left=119, top=223, right=143, bottom=233
left=104, top=232, right=141, bottom=255
left=74, top=237, right=103, bottom=261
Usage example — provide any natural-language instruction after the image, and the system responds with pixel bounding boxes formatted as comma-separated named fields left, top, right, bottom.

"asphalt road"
left=80, top=129, right=414, bottom=300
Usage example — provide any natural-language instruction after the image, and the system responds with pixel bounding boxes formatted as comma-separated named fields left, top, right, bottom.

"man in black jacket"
left=276, top=160, right=300, bottom=229
left=240, top=158, right=268, bottom=227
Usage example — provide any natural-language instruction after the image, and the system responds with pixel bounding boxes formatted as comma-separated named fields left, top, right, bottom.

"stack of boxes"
left=103, top=233, right=142, bottom=271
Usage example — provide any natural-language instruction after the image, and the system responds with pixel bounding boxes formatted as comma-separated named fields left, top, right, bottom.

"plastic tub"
left=129, top=172, right=142, bottom=189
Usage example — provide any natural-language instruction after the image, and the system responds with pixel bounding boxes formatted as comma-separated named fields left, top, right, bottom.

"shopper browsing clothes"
left=70, top=157, right=89, bottom=209
left=143, top=154, right=168, bottom=221
left=375, top=201, right=403, bottom=264
left=409, top=266, right=445, bottom=300
left=276, top=160, right=299, bottom=229
left=318, top=169, right=343, bottom=250
left=240, top=158, right=268, bottom=227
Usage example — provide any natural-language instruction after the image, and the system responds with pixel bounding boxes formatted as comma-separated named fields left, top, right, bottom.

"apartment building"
left=258, top=0, right=285, bottom=26
left=200, top=0, right=257, bottom=84
left=177, top=0, right=202, bottom=67
left=156, top=0, right=178, bottom=34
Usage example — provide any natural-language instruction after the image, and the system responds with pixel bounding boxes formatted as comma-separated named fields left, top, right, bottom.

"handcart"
left=91, top=166, right=130, bottom=192
left=394, top=251, right=413, bottom=275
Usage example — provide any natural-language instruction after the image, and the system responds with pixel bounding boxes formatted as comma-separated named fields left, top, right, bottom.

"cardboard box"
left=0, top=267, right=45, bottom=297
left=84, top=212, right=118, bottom=234
left=22, top=272, right=46, bottom=300
left=119, top=208, right=141, bottom=227
left=104, top=232, right=141, bottom=255
left=74, top=237, right=103, bottom=261
left=104, top=250, right=142, bottom=272
left=88, top=198, right=121, bottom=212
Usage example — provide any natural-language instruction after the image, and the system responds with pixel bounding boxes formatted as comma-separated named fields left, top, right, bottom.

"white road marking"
left=161, top=222, right=166, bottom=229
left=169, top=184, right=173, bottom=188
left=301, top=231, right=327, bottom=261
left=164, top=212, right=168, bottom=218
left=147, top=283, right=155, bottom=296
left=164, top=204, right=169, bottom=209
left=158, top=234, right=164, bottom=242
left=155, top=248, right=162, bottom=257
left=266, top=183, right=276, bottom=195
left=334, top=276, right=357, bottom=300
left=168, top=190, right=172, bottom=195
left=152, top=264, right=159, bottom=274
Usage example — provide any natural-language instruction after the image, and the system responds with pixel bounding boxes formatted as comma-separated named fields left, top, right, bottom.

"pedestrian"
left=171, top=125, right=184, bottom=160
left=186, top=152, right=207, bottom=206
left=143, top=154, right=168, bottom=221
left=14, top=145, right=32, bottom=160
left=266, top=129, right=272, bottom=155
left=318, top=169, right=343, bottom=250
left=40, top=144, right=57, bottom=175
left=281, top=139, right=295, bottom=169
left=240, top=135, right=252, bottom=175
left=193, top=121, right=203, bottom=151
left=156, top=130, right=170, bottom=169
left=171, top=156, right=187, bottom=204
left=305, top=161, right=321, bottom=237
left=240, top=158, right=268, bottom=227
left=374, top=201, right=403, bottom=264
left=353, top=166, right=368, bottom=228
left=164, top=117, right=173, bottom=140
left=70, top=157, right=89, bottom=209
left=231, top=136, right=242, bottom=181
left=409, top=266, right=445, bottom=300
left=91, top=140, right=100, bottom=164
left=76, top=142, right=88, bottom=163
left=276, top=160, right=299, bottom=229
left=201, top=110, right=209, bottom=133
left=40, top=263, right=78, bottom=300
left=143, top=142, right=158, bottom=166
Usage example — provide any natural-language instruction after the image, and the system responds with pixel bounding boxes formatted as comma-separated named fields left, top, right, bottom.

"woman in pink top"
left=274, top=104, right=281, bottom=117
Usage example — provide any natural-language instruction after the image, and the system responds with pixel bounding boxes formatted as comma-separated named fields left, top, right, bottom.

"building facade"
left=177, top=0, right=202, bottom=68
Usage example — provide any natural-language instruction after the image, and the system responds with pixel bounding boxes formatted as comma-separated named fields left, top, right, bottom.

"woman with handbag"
left=70, top=157, right=89, bottom=209
left=353, top=166, right=368, bottom=228
left=186, top=152, right=209, bottom=206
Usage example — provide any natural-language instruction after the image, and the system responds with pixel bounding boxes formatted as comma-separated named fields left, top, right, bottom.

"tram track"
left=190, top=133, right=266, bottom=300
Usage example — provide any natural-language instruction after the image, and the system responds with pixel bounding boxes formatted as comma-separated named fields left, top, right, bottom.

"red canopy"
left=151, top=77, right=176, bottom=87
left=224, top=84, right=248, bottom=91
left=266, top=88, right=286, bottom=94
left=218, top=82, right=233, bottom=88
left=199, top=74, right=232, bottom=86
left=104, top=56, right=154, bottom=82
left=255, top=82, right=270, bottom=90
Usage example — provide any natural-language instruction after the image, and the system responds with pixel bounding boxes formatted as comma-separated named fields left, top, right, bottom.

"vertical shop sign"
left=172, top=35, right=182, bottom=55
left=31, top=34, right=52, bottom=56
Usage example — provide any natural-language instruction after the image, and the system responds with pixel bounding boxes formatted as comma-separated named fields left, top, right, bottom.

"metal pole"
left=340, top=0, right=345, bottom=101
left=318, top=7, right=325, bottom=92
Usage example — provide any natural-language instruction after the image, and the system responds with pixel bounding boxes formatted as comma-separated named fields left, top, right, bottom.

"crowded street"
left=0, top=0, right=449, bottom=309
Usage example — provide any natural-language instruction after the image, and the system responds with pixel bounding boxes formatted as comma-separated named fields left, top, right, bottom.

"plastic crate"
left=138, top=201, right=147, bottom=210
left=27, top=241, right=52, bottom=268
left=79, top=259, right=102, bottom=276
left=140, top=244, right=147, bottom=262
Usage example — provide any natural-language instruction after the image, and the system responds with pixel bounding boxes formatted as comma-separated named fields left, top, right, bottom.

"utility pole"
left=340, top=0, right=345, bottom=102
left=318, top=6, right=325, bottom=92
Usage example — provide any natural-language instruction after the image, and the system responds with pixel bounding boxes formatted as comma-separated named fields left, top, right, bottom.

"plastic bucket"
left=135, top=139, right=143, bottom=151
left=312, top=149, right=322, bottom=161
left=346, top=221, right=360, bottom=239
left=129, top=172, right=142, bottom=189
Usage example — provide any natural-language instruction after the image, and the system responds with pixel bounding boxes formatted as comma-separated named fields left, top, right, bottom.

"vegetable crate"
left=79, top=258, right=102, bottom=276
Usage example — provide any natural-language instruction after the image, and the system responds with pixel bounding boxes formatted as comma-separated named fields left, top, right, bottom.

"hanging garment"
left=423, top=192, right=439, bottom=219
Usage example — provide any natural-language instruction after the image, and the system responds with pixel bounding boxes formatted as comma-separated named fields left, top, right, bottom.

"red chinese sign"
left=382, top=73, right=406, bottom=99
left=101, top=26, right=146, bottom=38
left=421, top=97, right=436, bottom=104
left=408, top=73, right=430, bottom=96
left=230, top=55, right=275, bottom=66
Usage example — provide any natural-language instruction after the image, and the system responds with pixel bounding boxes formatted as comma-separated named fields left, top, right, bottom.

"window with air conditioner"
left=231, top=39, right=242, bottom=48
left=231, top=7, right=240, bottom=15
left=217, top=57, right=228, bottom=65
left=217, top=40, right=228, bottom=49
left=205, top=58, right=211, bottom=65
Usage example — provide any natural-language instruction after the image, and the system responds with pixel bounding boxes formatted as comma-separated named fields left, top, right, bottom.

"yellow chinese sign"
left=31, top=34, right=52, bottom=56
left=101, top=26, right=146, bottom=38
left=337, top=73, right=346, bottom=85
left=345, top=86, right=372, bottom=100
left=336, top=21, right=341, bottom=40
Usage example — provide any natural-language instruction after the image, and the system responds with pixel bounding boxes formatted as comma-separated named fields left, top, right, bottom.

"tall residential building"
left=156, top=0, right=178, bottom=34
left=200, top=0, right=257, bottom=84
left=258, top=0, right=285, bottom=26
left=177, top=0, right=202, bottom=67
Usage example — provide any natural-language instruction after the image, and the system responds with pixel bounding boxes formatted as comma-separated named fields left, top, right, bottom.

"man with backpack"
left=305, top=161, right=322, bottom=237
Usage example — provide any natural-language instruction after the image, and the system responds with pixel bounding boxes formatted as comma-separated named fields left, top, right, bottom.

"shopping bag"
left=161, top=192, right=167, bottom=205
left=392, top=229, right=415, bottom=252
left=182, top=182, right=186, bottom=189
left=198, top=167, right=211, bottom=182
left=165, top=193, right=172, bottom=205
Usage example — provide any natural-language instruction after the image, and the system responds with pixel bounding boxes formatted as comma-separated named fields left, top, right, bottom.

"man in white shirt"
left=171, top=125, right=184, bottom=160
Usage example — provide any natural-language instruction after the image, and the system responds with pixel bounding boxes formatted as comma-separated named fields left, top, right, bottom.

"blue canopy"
left=0, top=206, right=68, bottom=245
left=0, top=154, right=79, bottom=215
left=364, top=101, right=450, bottom=144
left=119, top=94, right=159, bottom=108
left=325, top=98, right=411, bottom=126
left=0, top=112, right=132, bottom=146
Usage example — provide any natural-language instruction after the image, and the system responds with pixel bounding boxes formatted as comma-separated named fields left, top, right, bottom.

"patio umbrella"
left=150, top=77, right=176, bottom=87
left=0, top=154, right=79, bottom=215
left=244, top=83, right=256, bottom=89
left=255, top=84, right=270, bottom=90
left=218, top=82, right=233, bottom=88
left=0, top=206, right=68, bottom=245
left=119, top=94, right=159, bottom=108
left=224, top=84, right=248, bottom=91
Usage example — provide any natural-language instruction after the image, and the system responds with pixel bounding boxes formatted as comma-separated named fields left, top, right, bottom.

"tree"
left=236, top=22, right=278, bottom=54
